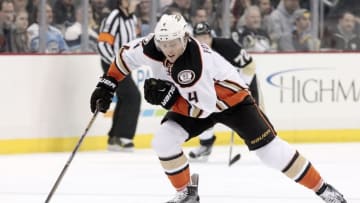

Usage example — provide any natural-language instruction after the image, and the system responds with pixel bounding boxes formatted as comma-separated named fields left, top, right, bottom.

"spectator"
left=52, top=0, right=76, bottom=30
left=13, top=0, right=28, bottom=12
left=268, top=0, right=300, bottom=44
left=202, top=0, right=215, bottom=26
left=231, top=0, right=252, bottom=28
left=271, top=0, right=280, bottom=7
left=255, top=0, right=273, bottom=32
left=278, top=9, right=319, bottom=52
left=212, top=2, right=238, bottom=36
left=0, top=0, right=15, bottom=52
left=162, top=5, right=194, bottom=35
left=322, top=11, right=360, bottom=51
left=87, top=5, right=99, bottom=35
left=324, top=0, right=360, bottom=22
left=90, top=0, right=109, bottom=33
left=258, top=0, right=273, bottom=15
left=135, top=0, right=151, bottom=37
left=273, top=0, right=311, bottom=9
left=188, top=0, right=217, bottom=36
left=202, top=0, right=213, bottom=14
left=0, top=7, right=6, bottom=52
left=26, top=0, right=39, bottom=25
left=27, top=3, right=69, bottom=53
left=9, top=10, right=30, bottom=53
left=160, top=0, right=173, bottom=7
left=161, top=0, right=191, bottom=23
left=191, top=7, right=208, bottom=25
left=191, top=7, right=217, bottom=37
left=233, top=5, right=272, bottom=52
left=64, top=6, right=98, bottom=53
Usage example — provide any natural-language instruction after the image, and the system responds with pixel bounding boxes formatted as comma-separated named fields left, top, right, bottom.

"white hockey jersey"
left=107, top=34, right=250, bottom=118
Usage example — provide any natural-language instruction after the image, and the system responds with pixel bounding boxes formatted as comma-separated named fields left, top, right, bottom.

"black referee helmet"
left=193, top=22, right=211, bottom=36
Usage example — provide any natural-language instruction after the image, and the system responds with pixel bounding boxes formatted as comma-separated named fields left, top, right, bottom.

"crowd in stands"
left=0, top=0, right=360, bottom=53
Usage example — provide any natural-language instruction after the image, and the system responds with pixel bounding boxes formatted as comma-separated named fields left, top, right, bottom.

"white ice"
left=1, top=143, right=359, bottom=203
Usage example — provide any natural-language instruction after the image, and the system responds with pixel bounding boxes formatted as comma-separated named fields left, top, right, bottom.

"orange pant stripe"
left=298, top=164, right=323, bottom=191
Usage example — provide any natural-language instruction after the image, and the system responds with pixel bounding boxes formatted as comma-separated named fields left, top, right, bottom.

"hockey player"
left=188, top=21, right=264, bottom=161
left=90, top=14, right=347, bottom=203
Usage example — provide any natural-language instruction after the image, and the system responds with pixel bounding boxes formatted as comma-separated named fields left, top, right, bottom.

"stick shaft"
left=228, top=131, right=241, bottom=167
left=228, top=131, right=234, bottom=165
left=229, top=154, right=241, bottom=166
left=45, top=109, right=99, bottom=203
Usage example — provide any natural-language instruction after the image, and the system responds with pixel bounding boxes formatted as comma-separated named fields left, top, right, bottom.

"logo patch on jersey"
left=177, top=70, right=195, bottom=85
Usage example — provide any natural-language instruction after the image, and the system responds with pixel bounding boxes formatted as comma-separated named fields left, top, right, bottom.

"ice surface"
left=0, top=143, right=359, bottom=203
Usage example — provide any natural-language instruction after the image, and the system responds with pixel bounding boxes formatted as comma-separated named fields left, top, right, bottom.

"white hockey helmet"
left=154, top=14, right=188, bottom=42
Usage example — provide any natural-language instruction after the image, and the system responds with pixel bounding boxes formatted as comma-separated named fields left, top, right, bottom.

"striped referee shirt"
left=98, top=8, right=138, bottom=65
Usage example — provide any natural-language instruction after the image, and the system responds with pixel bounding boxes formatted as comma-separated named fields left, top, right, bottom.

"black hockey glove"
left=90, top=75, right=118, bottom=113
left=144, top=78, right=180, bottom=110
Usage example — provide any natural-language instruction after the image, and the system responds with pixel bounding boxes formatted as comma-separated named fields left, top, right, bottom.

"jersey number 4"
left=188, top=91, right=199, bottom=103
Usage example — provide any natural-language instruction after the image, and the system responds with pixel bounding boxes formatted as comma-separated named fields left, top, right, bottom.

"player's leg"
left=108, top=75, right=141, bottom=152
left=249, top=74, right=259, bottom=105
left=255, top=137, right=346, bottom=203
left=152, top=112, right=214, bottom=202
left=152, top=120, right=200, bottom=203
left=251, top=74, right=266, bottom=112
left=219, top=96, right=346, bottom=203
left=188, top=127, right=216, bottom=161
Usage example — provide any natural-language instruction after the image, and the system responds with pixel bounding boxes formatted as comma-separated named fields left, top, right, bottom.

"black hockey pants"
left=101, top=60, right=141, bottom=139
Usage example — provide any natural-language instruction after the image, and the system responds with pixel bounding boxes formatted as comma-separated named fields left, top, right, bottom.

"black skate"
left=317, top=183, right=347, bottom=203
left=188, top=145, right=212, bottom=161
left=166, top=173, right=200, bottom=203
left=189, top=137, right=216, bottom=162
left=107, top=136, right=134, bottom=152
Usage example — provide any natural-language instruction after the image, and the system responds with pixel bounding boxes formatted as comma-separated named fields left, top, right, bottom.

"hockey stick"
left=228, top=131, right=241, bottom=167
left=44, top=104, right=100, bottom=203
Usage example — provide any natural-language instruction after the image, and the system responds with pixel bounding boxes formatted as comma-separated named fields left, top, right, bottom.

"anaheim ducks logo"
left=177, top=70, right=195, bottom=85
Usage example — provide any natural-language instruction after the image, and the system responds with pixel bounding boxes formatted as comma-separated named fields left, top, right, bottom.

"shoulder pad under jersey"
left=171, top=39, right=202, bottom=88
left=142, top=34, right=165, bottom=62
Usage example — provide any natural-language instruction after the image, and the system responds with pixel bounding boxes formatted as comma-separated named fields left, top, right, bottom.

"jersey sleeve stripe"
left=216, top=101, right=228, bottom=111
left=171, top=97, right=191, bottom=117
left=107, top=62, right=126, bottom=81
left=115, top=47, right=131, bottom=75
left=217, top=80, right=246, bottom=92
left=171, top=97, right=204, bottom=118
left=190, top=107, right=203, bottom=118
left=215, top=83, right=250, bottom=107
left=222, top=90, right=249, bottom=106
left=215, top=83, right=237, bottom=96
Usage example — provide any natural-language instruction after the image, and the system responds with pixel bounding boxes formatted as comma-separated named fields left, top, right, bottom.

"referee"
left=97, top=0, right=141, bottom=152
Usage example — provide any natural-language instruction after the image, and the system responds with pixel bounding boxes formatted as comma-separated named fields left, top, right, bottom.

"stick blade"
left=228, top=154, right=241, bottom=167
